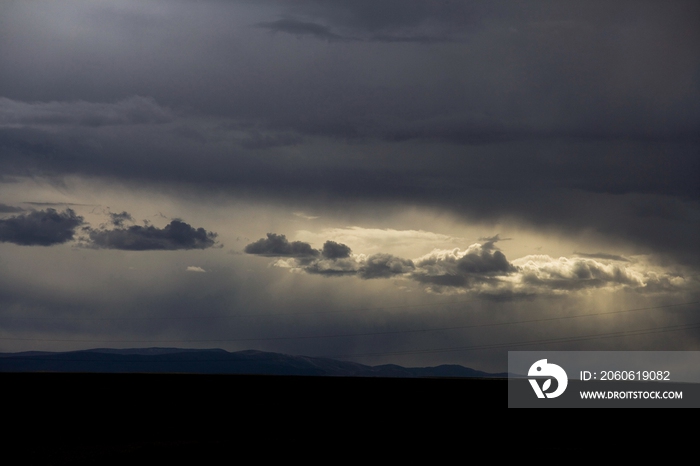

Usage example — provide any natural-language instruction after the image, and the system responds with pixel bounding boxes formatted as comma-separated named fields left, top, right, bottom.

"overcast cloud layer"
left=0, top=1, right=698, bottom=371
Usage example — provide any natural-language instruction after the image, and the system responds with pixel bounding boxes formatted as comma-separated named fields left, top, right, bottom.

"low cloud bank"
left=244, top=233, right=319, bottom=258
left=245, top=232, right=695, bottom=295
left=0, top=208, right=84, bottom=246
left=87, top=220, right=219, bottom=251
left=0, top=207, right=219, bottom=251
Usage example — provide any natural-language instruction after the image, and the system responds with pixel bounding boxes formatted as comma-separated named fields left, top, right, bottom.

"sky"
left=0, top=0, right=698, bottom=372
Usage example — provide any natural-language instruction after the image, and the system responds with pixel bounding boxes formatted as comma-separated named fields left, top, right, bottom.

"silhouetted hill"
left=0, top=347, right=507, bottom=378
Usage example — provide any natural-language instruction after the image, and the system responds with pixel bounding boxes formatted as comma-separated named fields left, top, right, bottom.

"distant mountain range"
left=0, top=347, right=508, bottom=378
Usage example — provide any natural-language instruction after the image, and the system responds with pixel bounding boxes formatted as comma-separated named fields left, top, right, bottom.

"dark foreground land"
left=5, top=373, right=506, bottom=464
left=3, top=348, right=512, bottom=462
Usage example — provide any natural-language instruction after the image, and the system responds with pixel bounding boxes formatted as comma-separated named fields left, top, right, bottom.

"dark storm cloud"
left=440, top=250, right=512, bottom=275
left=2, top=0, right=699, bottom=370
left=245, top=233, right=413, bottom=278
left=322, top=241, right=351, bottom=259
left=0, top=0, right=698, bottom=268
left=256, top=19, right=345, bottom=42
left=2, top=0, right=698, bottom=144
left=245, top=233, right=696, bottom=296
left=3, top=2, right=697, bottom=145
left=257, top=0, right=700, bottom=144
left=419, top=250, right=691, bottom=295
left=358, top=254, right=415, bottom=279
left=87, top=220, right=219, bottom=251
left=303, top=258, right=360, bottom=276
left=0, top=208, right=84, bottom=246
left=244, top=233, right=320, bottom=257
left=1, top=106, right=698, bottom=268
left=297, top=252, right=416, bottom=279
left=518, top=259, right=638, bottom=291
left=0, top=203, right=24, bottom=213
left=109, top=211, right=133, bottom=227
left=411, top=245, right=517, bottom=288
